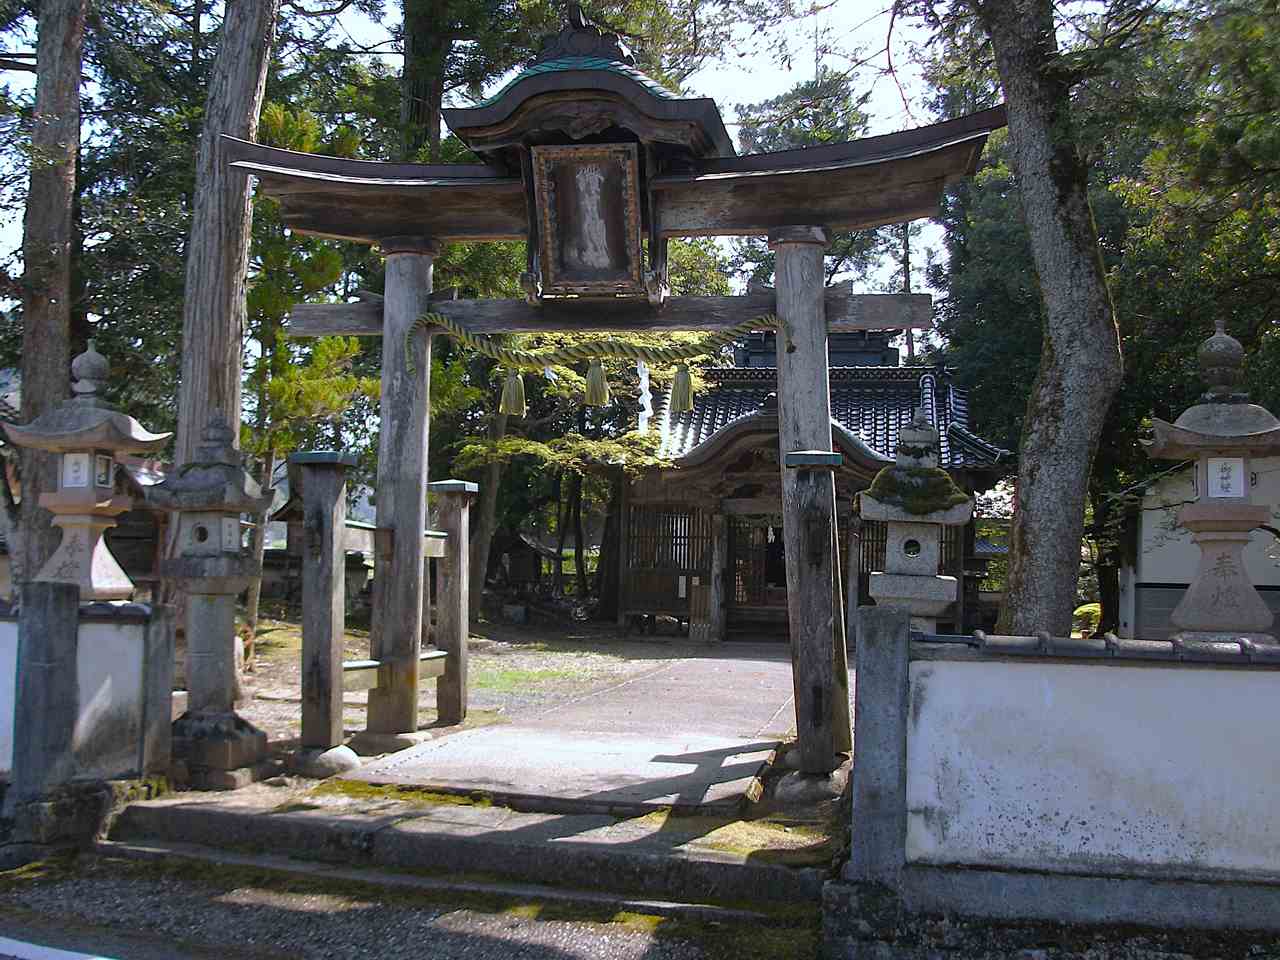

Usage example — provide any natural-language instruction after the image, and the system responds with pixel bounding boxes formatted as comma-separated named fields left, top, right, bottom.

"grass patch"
left=470, top=666, right=582, bottom=692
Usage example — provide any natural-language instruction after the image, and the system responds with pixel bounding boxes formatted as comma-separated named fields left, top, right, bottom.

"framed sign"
left=62, top=452, right=90, bottom=489
left=531, top=143, right=644, bottom=297
left=1206, top=457, right=1246, bottom=499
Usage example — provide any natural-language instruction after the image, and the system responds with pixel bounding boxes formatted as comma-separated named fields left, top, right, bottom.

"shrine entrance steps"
left=108, top=646, right=835, bottom=916
left=105, top=774, right=834, bottom=919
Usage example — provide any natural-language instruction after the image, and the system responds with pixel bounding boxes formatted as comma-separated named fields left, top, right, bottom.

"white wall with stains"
left=906, top=659, right=1280, bottom=881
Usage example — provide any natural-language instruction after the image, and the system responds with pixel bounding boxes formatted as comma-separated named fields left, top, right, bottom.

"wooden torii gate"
left=226, top=7, right=1004, bottom=774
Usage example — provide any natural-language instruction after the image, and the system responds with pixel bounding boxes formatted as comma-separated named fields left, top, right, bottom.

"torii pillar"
left=363, top=235, right=435, bottom=747
left=772, top=226, right=853, bottom=774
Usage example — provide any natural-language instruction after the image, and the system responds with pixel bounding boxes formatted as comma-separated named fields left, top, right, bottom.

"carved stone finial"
left=194, top=411, right=240, bottom=465
left=535, top=4, right=635, bottom=65
left=1198, top=319, right=1246, bottom=402
left=71, top=339, right=109, bottom=397
left=896, top=406, right=940, bottom=469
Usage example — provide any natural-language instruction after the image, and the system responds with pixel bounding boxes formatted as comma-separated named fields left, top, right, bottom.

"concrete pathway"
left=351, top=644, right=797, bottom=814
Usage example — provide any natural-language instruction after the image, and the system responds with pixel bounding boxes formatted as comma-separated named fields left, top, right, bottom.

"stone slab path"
left=349, top=644, right=797, bottom=815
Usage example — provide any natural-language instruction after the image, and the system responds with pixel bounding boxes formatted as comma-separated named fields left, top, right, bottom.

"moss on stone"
left=865, top=465, right=969, bottom=515
left=309, top=779, right=495, bottom=808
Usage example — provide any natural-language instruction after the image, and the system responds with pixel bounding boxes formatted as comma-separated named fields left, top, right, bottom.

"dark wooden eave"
left=223, top=106, right=1005, bottom=244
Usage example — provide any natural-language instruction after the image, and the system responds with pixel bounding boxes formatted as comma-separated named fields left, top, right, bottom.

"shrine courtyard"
left=218, top=618, right=807, bottom=816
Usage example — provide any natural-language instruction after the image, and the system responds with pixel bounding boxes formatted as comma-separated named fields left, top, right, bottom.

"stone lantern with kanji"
left=1145, top=320, right=1280, bottom=644
left=145, top=413, right=274, bottom=788
left=1, top=341, right=172, bottom=599
left=859, top=408, right=973, bottom=632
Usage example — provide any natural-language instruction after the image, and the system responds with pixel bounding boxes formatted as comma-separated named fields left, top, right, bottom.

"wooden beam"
left=287, top=289, right=932, bottom=338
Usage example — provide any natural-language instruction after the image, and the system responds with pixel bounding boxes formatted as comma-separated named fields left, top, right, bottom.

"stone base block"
left=348, top=730, right=434, bottom=757
left=292, top=745, right=362, bottom=779
left=173, top=711, right=270, bottom=791
left=188, top=759, right=281, bottom=791
left=868, top=573, right=956, bottom=619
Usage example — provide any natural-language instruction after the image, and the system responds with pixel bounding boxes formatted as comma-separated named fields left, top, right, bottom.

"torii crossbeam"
left=226, top=5, right=1004, bottom=773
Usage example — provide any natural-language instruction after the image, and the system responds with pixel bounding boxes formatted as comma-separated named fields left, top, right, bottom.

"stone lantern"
left=145, top=413, right=274, bottom=788
left=1, top=341, right=171, bottom=599
left=1144, top=320, right=1280, bottom=644
left=858, top=408, right=973, bottom=632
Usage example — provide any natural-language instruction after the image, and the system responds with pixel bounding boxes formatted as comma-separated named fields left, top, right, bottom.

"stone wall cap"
left=427, top=479, right=479, bottom=495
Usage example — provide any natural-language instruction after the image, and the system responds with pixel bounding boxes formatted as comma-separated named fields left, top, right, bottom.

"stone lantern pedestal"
left=858, top=409, right=973, bottom=633
left=1145, top=320, right=1280, bottom=645
left=146, top=415, right=275, bottom=789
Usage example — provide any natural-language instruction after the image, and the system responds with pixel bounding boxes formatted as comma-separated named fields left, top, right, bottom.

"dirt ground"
left=232, top=611, right=706, bottom=747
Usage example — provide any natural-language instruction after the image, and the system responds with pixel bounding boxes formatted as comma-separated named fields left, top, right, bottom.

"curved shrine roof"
left=658, top=366, right=1008, bottom=470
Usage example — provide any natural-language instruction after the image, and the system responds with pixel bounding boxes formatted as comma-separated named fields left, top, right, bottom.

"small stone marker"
left=1144, top=320, right=1280, bottom=645
left=858, top=407, right=973, bottom=633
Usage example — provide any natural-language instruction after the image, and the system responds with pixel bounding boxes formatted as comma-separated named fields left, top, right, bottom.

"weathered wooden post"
left=291, top=451, right=361, bottom=777
left=771, top=226, right=848, bottom=774
left=363, top=235, right=435, bottom=750
left=708, top=513, right=728, bottom=643
left=429, top=480, right=476, bottom=724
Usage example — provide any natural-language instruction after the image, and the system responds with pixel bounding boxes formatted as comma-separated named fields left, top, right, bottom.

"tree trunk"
left=572, top=473, right=587, bottom=598
left=15, top=0, right=87, bottom=595
left=553, top=473, right=568, bottom=597
left=972, top=0, right=1124, bottom=636
left=400, top=0, right=450, bottom=159
left=244, top=448, right=275, bottom=634
left=174, top=0, right=279, bottom=466
left=468, top=411, right=507, bottom=620
left=594, top=467, right=623, bottom=621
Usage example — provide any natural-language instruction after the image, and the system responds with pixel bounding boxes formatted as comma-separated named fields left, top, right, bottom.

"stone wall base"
left=823, top=878, right=1280, bottom=959
left=0, top=777, right=168, bottom=869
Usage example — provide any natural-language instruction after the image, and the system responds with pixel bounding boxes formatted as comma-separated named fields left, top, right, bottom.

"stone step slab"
left=94, top=838, right=799, bottom=926
left=111, top=795, right=826, bottom=906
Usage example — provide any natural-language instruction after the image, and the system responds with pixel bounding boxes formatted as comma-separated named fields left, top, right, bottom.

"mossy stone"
left=864, top=465, right=969, bottom=516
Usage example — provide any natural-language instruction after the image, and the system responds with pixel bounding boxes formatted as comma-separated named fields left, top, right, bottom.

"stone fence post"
left=291, top=452, right=360, bottom=777
left=846, top=604, right=911, bottom=886
left=428, top=480, right=477, bottom=724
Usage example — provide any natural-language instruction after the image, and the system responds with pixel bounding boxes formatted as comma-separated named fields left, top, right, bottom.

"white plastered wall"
left=907, top=659, right=1280, bottom=881
left=0, top=619, right=15, bottom=775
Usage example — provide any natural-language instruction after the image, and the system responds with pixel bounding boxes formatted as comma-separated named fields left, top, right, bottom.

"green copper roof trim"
left=472, top=56, right=679, bottom=110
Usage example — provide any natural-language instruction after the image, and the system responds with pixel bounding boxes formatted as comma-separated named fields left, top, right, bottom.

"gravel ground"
left=0, top=857, right=811, bottom=960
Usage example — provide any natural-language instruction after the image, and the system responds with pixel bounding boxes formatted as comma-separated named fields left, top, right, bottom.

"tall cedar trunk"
left=244, top=448, right=275, bottom=634
left=593, top=467, right=623, bottom=620
left=400, top=0, right=450, bottom=158
left=15, top=0, right=87, bottom=595
left=174, top=0, right=278, bottom=467
left=971, top=0, right=1124, bottom=636
left=468, top=411, right=507, bottom=620
left=572, top=474, right=587, bottom=598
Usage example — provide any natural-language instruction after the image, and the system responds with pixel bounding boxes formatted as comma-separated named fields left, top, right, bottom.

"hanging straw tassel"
left=499, top=368, right=527, bottom=417
left=585, top=358, right=610, bottom=406
left=669, top=362, right=694, bottom=413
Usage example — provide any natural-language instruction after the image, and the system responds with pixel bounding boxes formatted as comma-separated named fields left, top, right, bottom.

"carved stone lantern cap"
left=1, top=340, right=172, bottom=454
left=859, top=406, right=972, bottom=525
left=144, top=413, right=271, bottom=515
left=1145, top=320, right=1280, bottom=460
